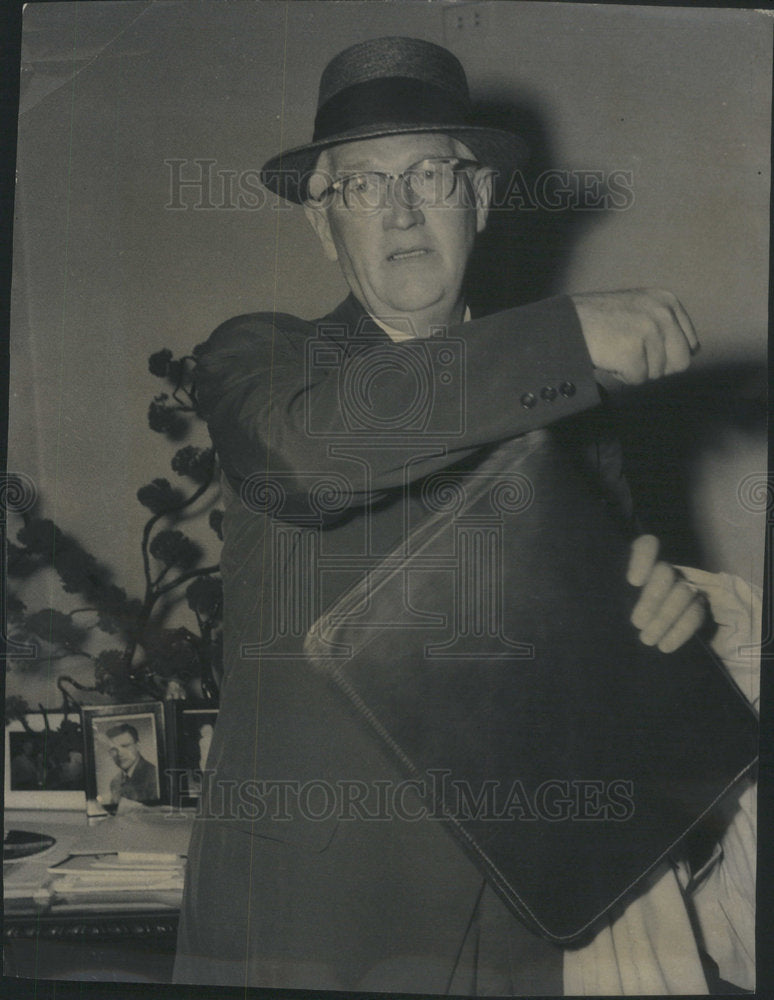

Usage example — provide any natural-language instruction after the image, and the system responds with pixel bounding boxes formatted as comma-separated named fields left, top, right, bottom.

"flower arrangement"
left=5, top=347, right=223, bottom=713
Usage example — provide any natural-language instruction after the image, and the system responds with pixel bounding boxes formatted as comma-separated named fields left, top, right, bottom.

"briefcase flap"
left=304, top=430, right=758, bottom=943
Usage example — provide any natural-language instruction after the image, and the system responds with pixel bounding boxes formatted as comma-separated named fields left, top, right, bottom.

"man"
left=58, top=749, right=84, bottom=791
left=174, top=37, right=755, bottom=994
left=10, top=738, right=43, bottom=790
left=106, top=722, right=159, bottom=805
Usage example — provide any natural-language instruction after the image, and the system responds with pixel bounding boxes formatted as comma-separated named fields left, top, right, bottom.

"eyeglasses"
left=310, top=157, right=481, bottom=213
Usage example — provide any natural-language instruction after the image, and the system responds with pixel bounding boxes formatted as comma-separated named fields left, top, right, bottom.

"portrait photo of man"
left=105, top=722, right=159, bottom=806
left=169, top=707, right=219, bottom=804
left=9, top=736, right=44, bottom=791
left=86, top=713, right=162, bottom=810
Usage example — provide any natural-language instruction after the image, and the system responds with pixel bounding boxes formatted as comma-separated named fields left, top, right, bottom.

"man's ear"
left=304, top=203, right=339, bottom=262
left=472, top=167, right=494, bottom=234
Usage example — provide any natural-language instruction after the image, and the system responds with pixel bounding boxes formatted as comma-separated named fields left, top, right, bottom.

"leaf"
left=6, top=541, right=42, bottom=579
left=171, top=445, right=215, bottom=484
left=137, top=478, right=185, bottom=514
left=24, top=609, right=89, bottom=651
left=5, top=695, right=33, bottom=724
left=93, top=649, right=130, bottom=696
left=9, top=655, right=45, bottom=674
left=167, top=359, right=184, bottom=385
left=16, top=518, right=62, bottom=556
left=186, top=576, right=222, bottom=620
left=149, top=529, right=202, bottom=570
left=148, top=395, right=189, bottom=439
left=6, top=592, right=27, bottom=617
left=96, top=588, right=142, bottom=637
left=208, top=509, right=224, bottom=539
left=14, top=519, right=109, bottom=603
left=141, top=627, right=199, bottom=679
left=148, top=348, right=173, bottom=378
left=53, top=544, right=102, bottom=596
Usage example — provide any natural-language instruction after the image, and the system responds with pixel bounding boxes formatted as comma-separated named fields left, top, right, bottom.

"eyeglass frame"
left=307, top=156, right=483, bottom=213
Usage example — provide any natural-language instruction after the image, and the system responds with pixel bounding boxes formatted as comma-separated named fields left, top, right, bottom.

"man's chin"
left=375, top=290, right=451, bottom=323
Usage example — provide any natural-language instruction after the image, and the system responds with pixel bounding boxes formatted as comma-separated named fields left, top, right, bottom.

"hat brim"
left=260, top=124, right=527, bottom=204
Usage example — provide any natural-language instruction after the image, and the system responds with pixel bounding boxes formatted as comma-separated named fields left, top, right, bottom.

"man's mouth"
left=387, top=248, right=431, bottom=262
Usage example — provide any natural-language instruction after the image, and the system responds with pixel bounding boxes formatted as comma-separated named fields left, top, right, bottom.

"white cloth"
left=563, top=568, right=760, bottom=995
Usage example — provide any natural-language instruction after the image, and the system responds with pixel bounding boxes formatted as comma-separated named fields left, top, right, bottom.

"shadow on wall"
left=464, top=97, right=609, bottom=312
left=614, top=363, right=767, bottom=570
left=462, top=97, right=766, bottom=577
left=557, top=363, right=767, bottom=573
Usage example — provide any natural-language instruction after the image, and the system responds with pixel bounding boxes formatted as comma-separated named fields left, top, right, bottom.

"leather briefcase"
left=304, top=429, right=758, bottom=943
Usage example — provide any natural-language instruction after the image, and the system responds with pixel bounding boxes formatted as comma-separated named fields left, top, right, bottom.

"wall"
left=7, top=1, right=770, bottom=705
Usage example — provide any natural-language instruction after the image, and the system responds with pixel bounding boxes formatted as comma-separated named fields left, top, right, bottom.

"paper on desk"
left=5, top=804, right=193, bottom=908
left=69, top=802, right=194, bottom=857
left=48, top=853, right=185, bottom=877
left=38, top=846, right=187, bottom=910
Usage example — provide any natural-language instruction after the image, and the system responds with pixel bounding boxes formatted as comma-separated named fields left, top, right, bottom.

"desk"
left=4, top=808, right=193, bottom=983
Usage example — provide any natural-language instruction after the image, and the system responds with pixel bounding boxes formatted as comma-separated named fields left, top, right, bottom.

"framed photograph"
left=5, top=711, right=86, bottom=810
left=80, top=703, right=168, bottom=812
left=166, top=704, right=219, bottom=807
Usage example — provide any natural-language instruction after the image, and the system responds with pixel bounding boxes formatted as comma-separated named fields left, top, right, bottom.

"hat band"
left=313, top=77, right=470, bottom=142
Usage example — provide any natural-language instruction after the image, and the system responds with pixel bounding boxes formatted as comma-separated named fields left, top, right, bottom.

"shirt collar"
left=370, top=306, right=472, bottom=343
left=123, top=756, right=140, bottom=779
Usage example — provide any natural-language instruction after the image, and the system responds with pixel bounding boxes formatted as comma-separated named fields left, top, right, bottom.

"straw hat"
left=260, top=36, right=526, bottom=203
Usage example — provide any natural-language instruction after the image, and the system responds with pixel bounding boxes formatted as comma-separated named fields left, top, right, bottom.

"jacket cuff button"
left=559, top=381, right=576, bottom=397
left=520, top=392, right=537, bottom=409
left=540, top=385, right=557, bottom=401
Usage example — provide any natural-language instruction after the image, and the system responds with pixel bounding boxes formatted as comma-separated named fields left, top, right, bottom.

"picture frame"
left=80, top=702, right=169, bottom=812
left=166, top=703, right=219, bottom=808
left=5, top=711, right=86, bottom=810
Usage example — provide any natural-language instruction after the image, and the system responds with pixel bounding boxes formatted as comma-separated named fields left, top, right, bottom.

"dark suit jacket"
left=110, top=754, right=158, bottom=804
left=174, top=294, right=599, bottom=992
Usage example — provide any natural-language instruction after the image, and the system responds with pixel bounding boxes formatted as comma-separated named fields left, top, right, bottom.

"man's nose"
left=382, top=179, right=424, bottom=230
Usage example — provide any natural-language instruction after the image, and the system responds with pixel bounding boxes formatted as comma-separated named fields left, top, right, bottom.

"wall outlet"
left=442, top=3, right=490, bottom=39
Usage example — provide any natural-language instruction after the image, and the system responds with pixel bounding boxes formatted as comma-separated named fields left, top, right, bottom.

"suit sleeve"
left=195, top=296, right=599, bottom=507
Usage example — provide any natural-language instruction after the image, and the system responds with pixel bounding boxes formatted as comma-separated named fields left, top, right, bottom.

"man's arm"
left=196, top=289, right=696, bottom=503
left=198, top=289, right=705, bottom=646
left=571, top=287, right=699, bottom=383
left=195, top=296, right=598, bottom=499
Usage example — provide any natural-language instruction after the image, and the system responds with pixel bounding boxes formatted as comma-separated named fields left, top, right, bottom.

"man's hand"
left=570, top=288, right=699, bottom=384
left=627, top=534, right=707, bottom=652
